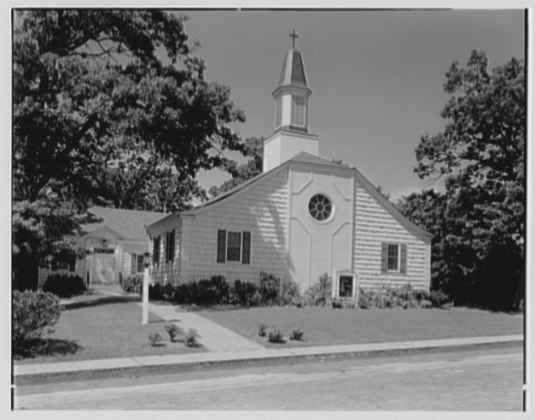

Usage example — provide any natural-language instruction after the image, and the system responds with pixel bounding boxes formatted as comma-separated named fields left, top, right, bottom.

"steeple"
left=263, top=32, right=319, bottom=173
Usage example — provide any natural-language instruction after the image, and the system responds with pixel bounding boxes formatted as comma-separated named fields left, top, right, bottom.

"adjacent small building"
left=146, top=43, right=432, bottom=298
left=38, top=206, right=169, bottom=288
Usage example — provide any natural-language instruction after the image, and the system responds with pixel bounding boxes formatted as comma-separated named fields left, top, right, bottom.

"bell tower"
left=263, top=31, right=319, bottom=173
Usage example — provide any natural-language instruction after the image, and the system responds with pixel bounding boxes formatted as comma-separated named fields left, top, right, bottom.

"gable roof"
left=79, top=207, right=170, bottom=241
left=155, top=152, right=432, bottom=243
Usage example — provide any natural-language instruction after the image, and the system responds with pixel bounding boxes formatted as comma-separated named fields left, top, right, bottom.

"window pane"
left=228, top=232, right=241, bottom=247
left=227, top=232, right=241, bottom=262
left=137, top=255, right=144, bottom=273
left=227, top=247, right=241, bottom=262
left=387, top=244, right=399, bottom=270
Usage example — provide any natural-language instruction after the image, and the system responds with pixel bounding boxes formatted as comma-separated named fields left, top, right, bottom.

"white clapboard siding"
left=149, top=217, right=182, bottom=285
left=354, top=182, right=431, bottom=290
left=180, top=168, right=289, bottom=284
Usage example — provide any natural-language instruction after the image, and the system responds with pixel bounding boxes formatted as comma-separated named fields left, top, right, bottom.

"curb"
left=14, top=335, right=523, bottom=385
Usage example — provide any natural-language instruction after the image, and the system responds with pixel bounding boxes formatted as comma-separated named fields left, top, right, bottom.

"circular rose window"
left=309, top=194, right=333, bottom=221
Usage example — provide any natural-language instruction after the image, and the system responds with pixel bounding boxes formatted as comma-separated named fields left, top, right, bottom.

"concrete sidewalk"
left=143, top=303, right=265, bottom=352
left=15, top=334, right=523, bottom=381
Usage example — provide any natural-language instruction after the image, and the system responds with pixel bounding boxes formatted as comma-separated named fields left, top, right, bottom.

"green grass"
left=198, top=306, right=523, bottom=348
left=15, top=302, right=204, bottom=364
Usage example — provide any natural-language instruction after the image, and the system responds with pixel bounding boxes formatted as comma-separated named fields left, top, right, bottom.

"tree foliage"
left=399, top=51, right=525, bottom=310
left=208, top=137, right=263, bottom=198
left=13, top=10, right=246, bottom=289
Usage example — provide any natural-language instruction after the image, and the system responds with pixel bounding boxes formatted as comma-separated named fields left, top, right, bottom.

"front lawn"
left=198, top=306, right=523, bottom=348
left=15, top=302, right=204, bottom=364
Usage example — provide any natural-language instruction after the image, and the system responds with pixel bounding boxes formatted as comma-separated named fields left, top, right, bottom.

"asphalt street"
left=15, top=346, right=523, bottom=411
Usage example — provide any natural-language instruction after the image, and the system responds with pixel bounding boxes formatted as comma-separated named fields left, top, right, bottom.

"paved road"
left=15, top=347, right=523, bottom=410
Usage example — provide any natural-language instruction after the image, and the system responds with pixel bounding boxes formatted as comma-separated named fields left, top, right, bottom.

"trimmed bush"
left=290, top=328, right=304, bottom=341
left=332, top=298, right=343, bottom=309
left=358, top=289, right=372, bottom=309
left=13, top=290, right=61, bottom=348
left=43, top=273, right=86, bottom=298
left=258, top=323, right=267, bottom=337
left=148, top=332, right=163, bottom=347
left=430, top=290, right=450, bottom=308
left=185, top=329, right=200, bottom=347
left=420, top=299, right=433, bottom=309
left=232, top=280, right=258, bottom=307
left=164, top=323, right=184, bottom=342
left=268, top=328, right=285, bottom=344
left=121, top=274, right=143, bottom=294
left=305, top=273, right=333, bottom=306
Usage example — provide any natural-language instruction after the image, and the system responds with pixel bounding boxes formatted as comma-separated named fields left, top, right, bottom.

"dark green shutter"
left=217, top=230, right=227, bottom=263
left=131, top=253, right=137, bottom=274
left=168, top=230, right=175, bottom=262
left=400, top=244, right=407, bottom=274
left=242, top=231, right=251, bottom=264
left=381, top=243, right=388, bottom=273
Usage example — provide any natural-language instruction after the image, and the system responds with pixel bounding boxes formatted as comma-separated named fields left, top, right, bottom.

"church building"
left=146, top=39, right=432, bottom=298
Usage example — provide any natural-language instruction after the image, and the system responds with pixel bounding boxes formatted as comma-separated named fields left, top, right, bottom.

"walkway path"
left=143, top=303, right=265, bottom=353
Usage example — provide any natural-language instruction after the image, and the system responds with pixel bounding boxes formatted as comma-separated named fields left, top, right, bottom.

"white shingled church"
left=146, top=39, right=432, bottom=298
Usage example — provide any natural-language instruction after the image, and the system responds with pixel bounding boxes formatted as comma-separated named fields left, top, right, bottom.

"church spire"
left=273, top=31, right=312, bottom=132
left=263, top=33, right=319, bottom=173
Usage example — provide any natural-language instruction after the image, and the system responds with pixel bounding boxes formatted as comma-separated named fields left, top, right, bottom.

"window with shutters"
left=291, top=95, right=306, bottom=127
left=387, top=244, right=399, bottom=271
left=381, top=243, right=407, bottom=274
left=227, top=231, right=241, bottom=262
left=217, top=230, right=251, bottom=264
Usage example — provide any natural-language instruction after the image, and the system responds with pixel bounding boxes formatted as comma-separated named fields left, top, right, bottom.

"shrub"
left=43, top=273, right=86, bottom=298
left=278, top=278, right=301, bottom=306
left=358, top=289, right=372, bottom=309
left=148, top=332, right=163, bottom=347
left=268, top=328, right=285, bottom=344
left=430, top=290, right=450, bottom=308
left=162, top=283, right=176, bottom=301
left=149, top=283, right=164, bottom=300
left=258, top=323, right=267, bottom=337
left=290, top=328, right=304, bottom=341
left=305, top=273, right=332, bottom=306
left=420, top=299, right=433, bottom=309
left=13, top=290, right=61, bottom=348
left=171, top=276, right=229, bottom=305
left=121, top=274, right=143, bottom=294
left=164, top=323, right=184, bottom=342
left=258, top=272, right=280, bottom=305
left=185, top=328, right=200, bottom=347
left=332, top=298, right=343, bottom=309
left=232, top=280, right=258, bottom=307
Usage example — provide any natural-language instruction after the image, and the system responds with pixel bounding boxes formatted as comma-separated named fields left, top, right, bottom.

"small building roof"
left=79, top=206, right=169, bottom=241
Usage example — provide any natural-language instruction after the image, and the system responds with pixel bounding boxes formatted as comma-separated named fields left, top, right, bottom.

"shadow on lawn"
left=13, top=338, right=82, bottom=360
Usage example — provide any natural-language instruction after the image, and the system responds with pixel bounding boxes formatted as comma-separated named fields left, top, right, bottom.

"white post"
left=141, top=252, right=150, bottom=325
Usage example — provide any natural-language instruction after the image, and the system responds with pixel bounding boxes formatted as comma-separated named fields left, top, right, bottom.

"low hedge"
left=121, top=274, right=143, bottom=294
left=13, top=290, right=61, bottom=348
left=43, top=273, right=86, bottom=298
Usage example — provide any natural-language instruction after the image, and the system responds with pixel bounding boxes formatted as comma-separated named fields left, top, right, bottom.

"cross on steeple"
left=290, top=30, right=299, bottom=49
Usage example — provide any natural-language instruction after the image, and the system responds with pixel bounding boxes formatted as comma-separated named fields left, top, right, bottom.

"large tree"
left=13, top=10, right=246, bottom=289
left=399, top=51, right=525, bottom=310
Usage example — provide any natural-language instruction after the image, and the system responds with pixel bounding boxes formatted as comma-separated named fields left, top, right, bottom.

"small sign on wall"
left=333, top=270, right=358, bottom=301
